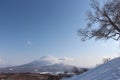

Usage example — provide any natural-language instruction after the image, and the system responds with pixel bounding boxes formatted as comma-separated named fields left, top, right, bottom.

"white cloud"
left=38, top=56, right=114, bottom=67
left=39, top=56, right=74, bottom=65
left=59, top=57, right=74, bottom=64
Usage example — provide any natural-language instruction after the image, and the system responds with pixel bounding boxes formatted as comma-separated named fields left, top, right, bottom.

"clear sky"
left=0, top=0, right=119, bottom=67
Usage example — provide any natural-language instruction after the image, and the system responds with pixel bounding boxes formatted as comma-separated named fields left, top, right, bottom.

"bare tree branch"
left=79, top=0, right=120, bottom=41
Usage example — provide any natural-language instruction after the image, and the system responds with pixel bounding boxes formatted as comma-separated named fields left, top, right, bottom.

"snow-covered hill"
left=0, top=56, right=75, bottom=73
left=64, top=57, right=120, bottom=80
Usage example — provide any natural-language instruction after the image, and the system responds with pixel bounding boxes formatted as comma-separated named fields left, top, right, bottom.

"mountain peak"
left=0, top=56, right=75, bottom=73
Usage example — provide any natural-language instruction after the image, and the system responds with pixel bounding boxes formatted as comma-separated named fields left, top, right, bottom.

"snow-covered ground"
left=63, top=57, right=120, bottom=80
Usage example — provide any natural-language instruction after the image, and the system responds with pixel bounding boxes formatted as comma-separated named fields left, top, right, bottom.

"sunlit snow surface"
left=63, top=57, right=120, bottom=80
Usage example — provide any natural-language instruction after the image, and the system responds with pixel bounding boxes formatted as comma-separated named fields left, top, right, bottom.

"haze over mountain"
left=0, top=56, right=75, bottom=73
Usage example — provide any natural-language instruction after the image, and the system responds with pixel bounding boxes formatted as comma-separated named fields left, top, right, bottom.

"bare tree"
left=102, top=58, right=111, bottom=63
left=79, top=0, right=120, bottom=41
left=72, top=67, right=80, bottom=75
left=72, top=67, right=89, bottom=75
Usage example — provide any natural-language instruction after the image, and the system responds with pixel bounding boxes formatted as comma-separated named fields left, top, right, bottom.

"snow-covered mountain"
left=0, top=56, right=75, bottom=73
left=64, top=57, right=120, bottom=80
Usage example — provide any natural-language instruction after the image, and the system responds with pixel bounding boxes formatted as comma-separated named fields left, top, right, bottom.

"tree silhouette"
left=79, top=0, right=120, bottom=41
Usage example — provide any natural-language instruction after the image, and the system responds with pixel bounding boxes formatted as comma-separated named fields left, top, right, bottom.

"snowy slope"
left=64, top=57, right=120, bottom=80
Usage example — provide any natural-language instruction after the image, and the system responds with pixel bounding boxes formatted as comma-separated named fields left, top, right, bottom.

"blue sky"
left=0, top=0, right=119, bottom=67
